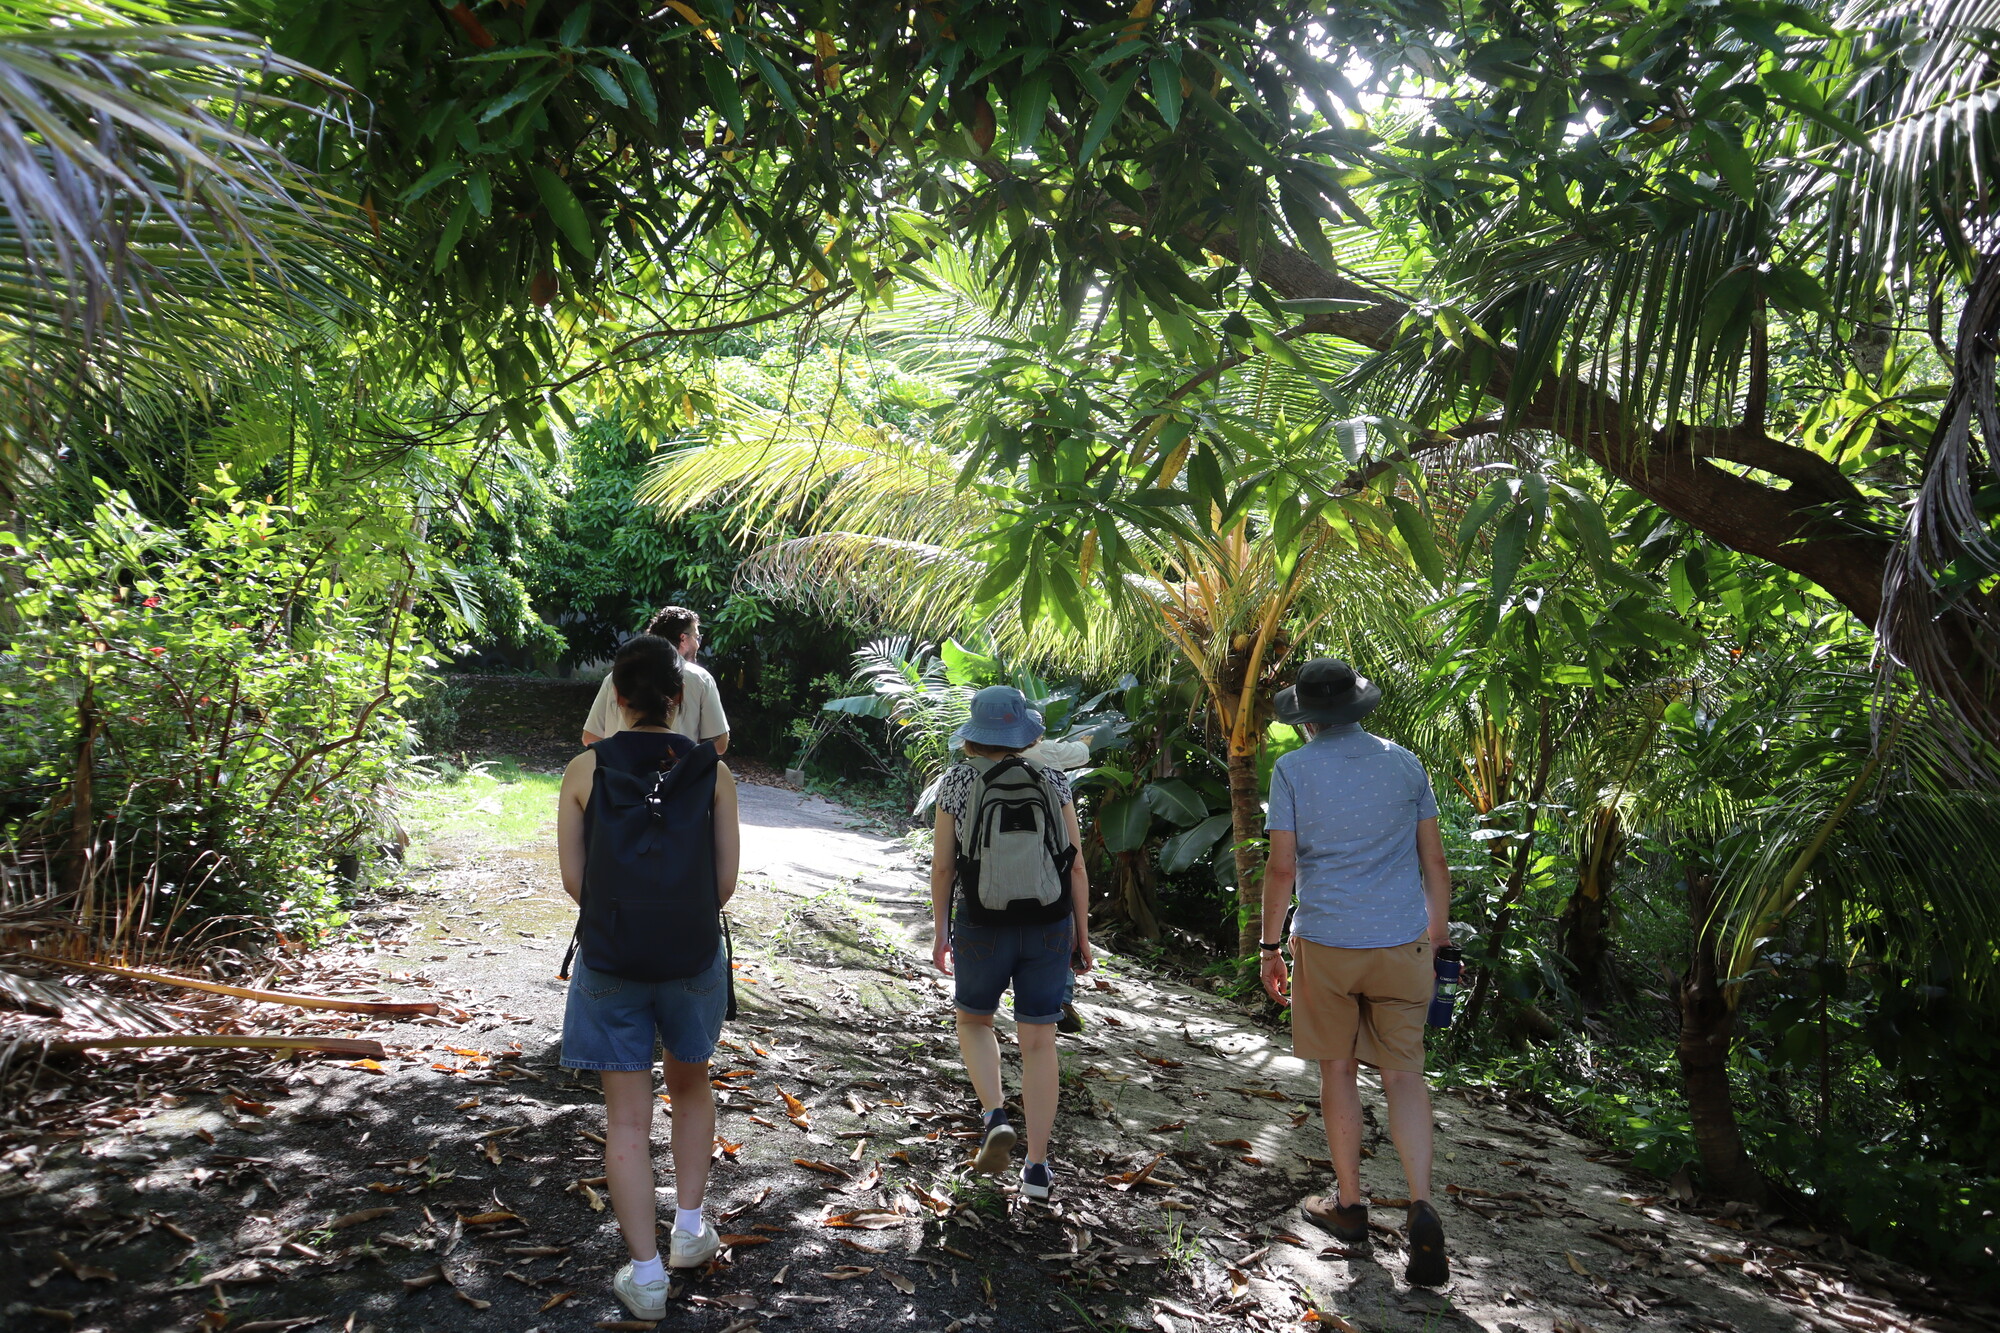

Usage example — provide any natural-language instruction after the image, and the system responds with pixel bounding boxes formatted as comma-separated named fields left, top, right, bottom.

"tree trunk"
left=1677, top=870, right=1767, bottom=1204
left=1228, top=745, right=1264, bottom=956
left=63, top=682, right=97, bottom=921
left=1558, top=804, right=1624, bottom=1006
left=1109, top=847, right=1161, bottom=941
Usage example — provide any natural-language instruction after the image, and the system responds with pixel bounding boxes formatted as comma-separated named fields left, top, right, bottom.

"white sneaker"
left=668, top=1219, right=721, bottom=1269
left=612, top=1261, right=668, bottom=1319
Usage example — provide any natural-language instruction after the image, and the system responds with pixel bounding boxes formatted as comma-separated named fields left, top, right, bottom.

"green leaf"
left=1143, top=778, right=1208, bottom=827
left=1078, top=67, right=1140, bottom=165
left=1389, top=495, right=1446, bottom=585
left=1099, top=791, right=1152, bottom=853
left=579, top=63, right=628, bottom=108
left=431, top=191, right=473, bottom=273
left=1149, top=56, right=1182, bottom=128
left=704, top=58, right=746, bottom=140
left=1455, top=478, right=1510, bottom=563
left=1695, top=120, right=1756, bottom=204
left=1044, top=554, right=1090, bottom=633
left=972, top=533, right=1031, bottom=604
left=1487, top=503, right=1532, bottom=604
left=530, top=166, right=594, bottom=259
left=559, top=2, right=593, bottom=48
left=1160, top=813, right=1232, bottom=872
left=941, top=638, right=999, bottom=686
left=1012, top=68, right=1052, bottom=148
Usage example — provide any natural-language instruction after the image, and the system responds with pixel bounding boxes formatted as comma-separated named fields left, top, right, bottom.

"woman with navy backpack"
left=555, top=635, right=741, bottom=1319
left=929, top=685, right=1093, bottom=1201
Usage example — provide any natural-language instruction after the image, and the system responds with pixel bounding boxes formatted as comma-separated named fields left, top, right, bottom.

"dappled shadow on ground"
left=3, top=777, right=1987, bottom=1333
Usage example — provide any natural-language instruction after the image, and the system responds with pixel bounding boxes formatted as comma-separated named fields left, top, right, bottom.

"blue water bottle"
left=1428, top=946, right=1463, bottom=1028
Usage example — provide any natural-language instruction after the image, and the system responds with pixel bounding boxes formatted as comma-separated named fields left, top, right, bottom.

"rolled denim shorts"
left=951, top=915, right=1075, bottom=1025
left=560, top=944, right=727, bottom=1071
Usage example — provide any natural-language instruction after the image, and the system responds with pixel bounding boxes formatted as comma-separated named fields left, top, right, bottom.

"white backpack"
left=953, top=756, right=1073, bottom=914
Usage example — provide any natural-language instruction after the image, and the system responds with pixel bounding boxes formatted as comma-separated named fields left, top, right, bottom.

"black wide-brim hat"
left=1274, top=657, right=1382, bottom=727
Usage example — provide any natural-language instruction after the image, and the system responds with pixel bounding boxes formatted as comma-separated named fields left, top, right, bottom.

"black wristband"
left=1258, top=940, right=1285, bottom=952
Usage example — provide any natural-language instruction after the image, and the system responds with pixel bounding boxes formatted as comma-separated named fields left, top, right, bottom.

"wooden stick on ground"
left=42, top=1035, right=388, bottom=1058
left=41, top=960, right=441, bottom=1016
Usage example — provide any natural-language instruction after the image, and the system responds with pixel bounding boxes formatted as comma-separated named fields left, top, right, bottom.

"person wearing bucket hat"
left=1257, top=658, right=1454, bottom=1287
left=929, top=685, right=1093, bottom=1203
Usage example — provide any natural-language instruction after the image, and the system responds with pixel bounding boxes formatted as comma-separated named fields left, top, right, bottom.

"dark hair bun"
left=611, top=635, right=684, bottom=728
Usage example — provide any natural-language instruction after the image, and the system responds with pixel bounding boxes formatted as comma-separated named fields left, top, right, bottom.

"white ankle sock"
left=673, top=1206, right=705, bottom=1236
left=629, top=1253, right=665, bottom=1285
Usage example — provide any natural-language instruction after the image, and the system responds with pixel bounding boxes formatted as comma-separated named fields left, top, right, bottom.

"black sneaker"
left=973, top=1109, right=1017, bottom=1174
left=1405, top=1199, right=1449, bottom=1286
left=1020, top=1161, right=1053, bottom=1201
left=1057, top=1003, right=1084, bottom=1034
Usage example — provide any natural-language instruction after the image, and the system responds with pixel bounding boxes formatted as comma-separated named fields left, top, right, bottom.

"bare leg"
left=1317, top=1058, right=1365, bottom=1208
left=601, top=1070, right=660, bottom=1262
left=661, top=1056, right=714, bottom=1213
left=956, top=1011, right=1004, bottom=1110
left=1379, top=1068, right=1434, bottom=1203
left=1017, top=1021, right=1058, bottom=1160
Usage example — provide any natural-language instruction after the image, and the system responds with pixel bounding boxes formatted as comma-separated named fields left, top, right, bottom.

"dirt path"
left=2, top=777, right=1986, bottom=1333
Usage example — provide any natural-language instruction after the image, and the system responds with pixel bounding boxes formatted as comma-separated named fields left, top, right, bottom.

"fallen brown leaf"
left=326, top=1207, right=395, bottom=1230
left=454, top=1289, right=490, bottom=1310
left=402, top=1265, right=449, bottom=1291
left=457, top=1211, right=519, bottom=1226
left=824, top=1209, right=904, bottom=1229
left=52, top=1252, right=114, bottom=1283
left=883, top=1269, right=916, bottom=1294
left=538, top=1290, right=574, bottom=1312
left=793, top=1158, right=851, bottom=1179
left=720, top=1234, right=774, bottom=1247
left=821, top=1265, right=873, bottom=1279
left=1208, top=1138, right=1254, bottom=1152
left=227, top=1095, right=275, bottom=1117
left=1148, top=1121, right=1186, bottom=1134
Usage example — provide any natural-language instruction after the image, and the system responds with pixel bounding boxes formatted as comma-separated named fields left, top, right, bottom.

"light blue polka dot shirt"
left=1265, top=723, right=1439, bottom=948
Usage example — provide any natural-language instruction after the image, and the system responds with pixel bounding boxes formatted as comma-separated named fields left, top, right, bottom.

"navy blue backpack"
left=560, top=732, right=721, bottom=982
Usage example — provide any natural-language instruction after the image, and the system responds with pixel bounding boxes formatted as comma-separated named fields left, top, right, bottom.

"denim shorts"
left=951, top=915, right=1075, bottom=1025
left=560, top=944, right=728, bottom=1071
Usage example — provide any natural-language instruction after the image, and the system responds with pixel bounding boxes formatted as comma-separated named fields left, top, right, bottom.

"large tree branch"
left=1188, top=228, right=1893, bottom=625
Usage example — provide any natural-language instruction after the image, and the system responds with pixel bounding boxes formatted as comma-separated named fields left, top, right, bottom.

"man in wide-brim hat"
left=1257, top=658, right=1453, bottom=1287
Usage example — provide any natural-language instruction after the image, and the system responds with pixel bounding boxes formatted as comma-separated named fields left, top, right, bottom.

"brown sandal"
left=1299, top=1194, right=1369, bottom=1244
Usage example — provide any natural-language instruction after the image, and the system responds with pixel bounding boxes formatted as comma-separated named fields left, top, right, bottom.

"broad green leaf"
left=1160, top=813, right=1232, bottom=872
left=530, top=166, right=593, bottom=259
left=1143, top=778, right=1208, bottom=826
left=579, top=63, right=628, bottom=108
left=1149, top=56, right=1183, bottom=128
left=1078, top=68, right=1140, bottom=165
left=1487, top=504, right=1532, bottom=604
left=1013, top=68, right=1052, bottom=148
left=1389, top=495, right=1446, bottom=585
left=1695, top=120, right=1756, bottom=204
left=1100, top=791, right=1152, bottom=853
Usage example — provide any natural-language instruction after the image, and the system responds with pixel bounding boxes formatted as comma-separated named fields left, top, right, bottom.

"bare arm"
left=929, top=808, right=956, bottom=974
left=581, top=729, right=602, bottom=747
left=556, top=751, right=596, bottom=905
left=1258, top=829, right=1298, bottom=1006
left=1417, top=817, right=1450, bottom=948
left=709, top=731, right=730, bottom=756
left=1063, top=801, right=1093, bottom=972
left=714, top=763, right=740, bottom=907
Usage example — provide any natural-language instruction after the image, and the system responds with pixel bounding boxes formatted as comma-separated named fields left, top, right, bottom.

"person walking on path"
left=582, top=605, right=730, bottom=754
left=929, top=685, right=1093, bottom=1201
left=1256, top=658, right=1454, bottom=1287
left=556, top=635, right=742, bottom=1318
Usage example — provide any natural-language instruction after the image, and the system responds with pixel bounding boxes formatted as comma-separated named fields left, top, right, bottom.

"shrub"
left=0, top=485, right=427, bottom=948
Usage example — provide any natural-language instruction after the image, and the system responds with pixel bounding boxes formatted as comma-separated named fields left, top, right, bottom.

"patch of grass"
left=403, top=757, right=564, bottom=849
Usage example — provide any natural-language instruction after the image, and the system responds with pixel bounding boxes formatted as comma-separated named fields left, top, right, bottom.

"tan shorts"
left=1290, top=937, right=1433, bottom=1072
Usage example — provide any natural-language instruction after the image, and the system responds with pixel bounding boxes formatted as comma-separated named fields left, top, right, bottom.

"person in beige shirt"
left=580, top=606, right=730, bottom=754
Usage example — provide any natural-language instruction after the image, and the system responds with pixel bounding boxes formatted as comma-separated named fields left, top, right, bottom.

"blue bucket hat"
left=952, top=685, right=1045, bottom=750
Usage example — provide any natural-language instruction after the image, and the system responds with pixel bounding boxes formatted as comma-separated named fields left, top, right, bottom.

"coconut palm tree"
left=0, top=3, right=363, bottom=501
